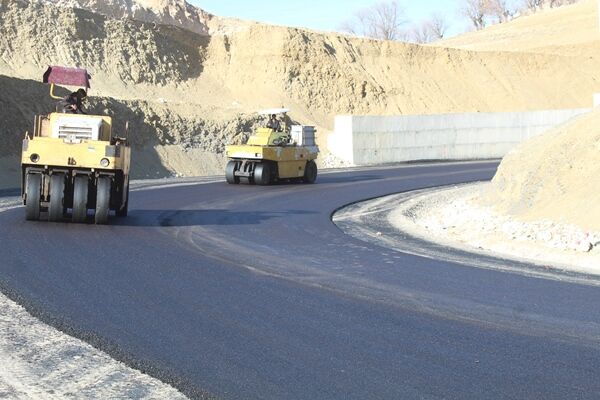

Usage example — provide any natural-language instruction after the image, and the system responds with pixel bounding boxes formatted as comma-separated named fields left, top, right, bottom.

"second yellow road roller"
left=225, top=109, right=320, bottom=185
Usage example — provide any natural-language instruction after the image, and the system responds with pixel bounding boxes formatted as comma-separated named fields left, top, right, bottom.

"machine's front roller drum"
left=48, top=174, right=65, bottom=222
left=25, top=173, right=42, bottom=221
left=253, top=162, right=272, bottom=186
left=303, top=160, right=318, bottom=184
left=72, top=176, right=89, bottom=223
left=95, top=177, right=111, bottom=225
left=225, top=161, right=240, bottom=184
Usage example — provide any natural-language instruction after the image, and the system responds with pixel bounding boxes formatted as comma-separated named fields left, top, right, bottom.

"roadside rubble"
left=391, top=183, right=600, bottom=275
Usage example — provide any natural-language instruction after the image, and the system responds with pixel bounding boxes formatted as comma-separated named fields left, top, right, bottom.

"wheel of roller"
left=72, top=175, right=89, bottom=223
left=25, top=173, right=42, bottom=221
left=95, top=176, right=111, bottom=225
left=253, top=162, right=272, bottom=186
left=303, top=160, right=318, bottom=184
left=48, top=174, right=65, bottom=222
left=225, top=161, right=240, bottom=184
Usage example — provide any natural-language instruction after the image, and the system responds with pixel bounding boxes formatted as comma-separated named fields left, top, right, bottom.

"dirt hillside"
left=46, top=0, right=212, bottom=35
left=479, top=108, right=600, bottom=231
left=1, top=0, right=599, bottom=187
left=437, top=0, right=599, bottom=54
left=45, top=0, right=253, bottom=35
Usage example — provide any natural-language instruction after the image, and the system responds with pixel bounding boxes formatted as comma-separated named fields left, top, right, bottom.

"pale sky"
left=191, top=0, right=474, bottom=38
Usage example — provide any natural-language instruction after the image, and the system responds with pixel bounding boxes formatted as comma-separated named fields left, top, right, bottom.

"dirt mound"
left=437, top=0, right=599, bottom=54
left=44, top=0, right=254, bottom=35
left=0, top=1, right=209, bottom=86
left=45, top=0, right=212, bottom=35
left=479, top=108, right=600, bottom=231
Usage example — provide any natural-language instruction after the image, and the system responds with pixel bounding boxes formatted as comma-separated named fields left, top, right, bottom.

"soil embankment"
left=437, top=0, right=599, bottom=54
left=479, top=108, right=600, bottom=231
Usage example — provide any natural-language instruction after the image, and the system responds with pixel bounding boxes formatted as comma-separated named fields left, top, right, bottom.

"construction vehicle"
left=225, top=109, right=319, bottom=185
left=21, top=66, right=131, bottom=224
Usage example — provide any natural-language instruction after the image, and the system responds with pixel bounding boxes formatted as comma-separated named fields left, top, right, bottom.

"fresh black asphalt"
left=1, top=162, right=599, bottom=399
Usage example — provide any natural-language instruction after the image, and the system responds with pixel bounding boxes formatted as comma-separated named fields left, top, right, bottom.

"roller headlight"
left=30, top=154, right=40, bottom=163
left=100, top=158, right=110, bottom=168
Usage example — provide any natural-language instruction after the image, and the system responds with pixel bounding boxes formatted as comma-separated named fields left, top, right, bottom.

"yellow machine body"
left=226, top=144, right=317, bottom=179
left=22, top=113, right=130, bottom=172
left=22, top=136, right=130, bottom=171
left=225, top=126, right=319, bottom=185
left=21, top=112, right=132, bottom=224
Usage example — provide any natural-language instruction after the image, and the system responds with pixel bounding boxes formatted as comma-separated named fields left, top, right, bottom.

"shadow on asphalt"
left=316, top=174, right=385, bottom=184
left=0, top=188, right=20, bottom=197
left=222, top=174, right=385, bottom=186
left=114, top=209, right=317, bottom=227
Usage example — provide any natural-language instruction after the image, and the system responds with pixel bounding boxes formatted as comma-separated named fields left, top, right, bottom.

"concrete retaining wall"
left=328, top=109, right=591, bottom=165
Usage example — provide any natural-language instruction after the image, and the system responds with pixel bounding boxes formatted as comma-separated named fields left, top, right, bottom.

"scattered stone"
left=389, top=183, right=600, bottom=273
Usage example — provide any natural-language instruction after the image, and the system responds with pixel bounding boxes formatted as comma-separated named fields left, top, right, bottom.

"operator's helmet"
left=76, top=88, right=87, bottom=99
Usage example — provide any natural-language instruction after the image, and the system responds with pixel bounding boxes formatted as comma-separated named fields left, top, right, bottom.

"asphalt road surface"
left=1, top=162, right=600, bottom=400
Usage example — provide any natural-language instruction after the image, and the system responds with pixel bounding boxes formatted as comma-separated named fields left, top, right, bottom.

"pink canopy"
left=43, top=66, right=91, bottom=88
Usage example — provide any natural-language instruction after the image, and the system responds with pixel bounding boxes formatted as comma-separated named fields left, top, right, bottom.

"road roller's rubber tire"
left=225, top=161, right=240, bottom=184
left=25, top=173, right=42, bottom=221
left=48, top=174, right=65, bottom=222
left=253, top=162, right=272, bottom=186
left=95, top=177, right=111, bottom=225
left=303, top=160, right=318, bottom=184
left=72, top=176, right=89, bottom=223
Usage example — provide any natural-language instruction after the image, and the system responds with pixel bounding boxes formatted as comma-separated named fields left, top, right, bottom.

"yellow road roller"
left=225, top=109, right=319, bottom=185
left=21, top=66, right=131, bottom=224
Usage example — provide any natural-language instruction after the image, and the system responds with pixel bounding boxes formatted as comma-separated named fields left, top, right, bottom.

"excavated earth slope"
left=437, top=0, right=599, bottom=54
left=1, top=0, right=600, bottom=186
left=479, top=108, right=600, bottom=232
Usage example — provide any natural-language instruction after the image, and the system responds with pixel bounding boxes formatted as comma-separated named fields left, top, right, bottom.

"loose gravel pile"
left=390, top=184, right=600, bottom=274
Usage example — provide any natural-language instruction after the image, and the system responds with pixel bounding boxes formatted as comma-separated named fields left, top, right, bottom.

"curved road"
left=1, top=162, right=599, bottom=399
